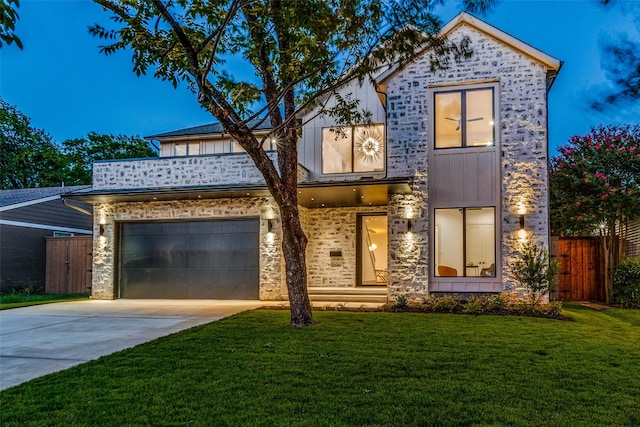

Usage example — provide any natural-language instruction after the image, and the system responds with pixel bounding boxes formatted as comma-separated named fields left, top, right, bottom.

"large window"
left=434, top=207, right=496, bottom=277
left=434, top=88, right=494, bottom=148
left=322, top=124, right=385, bottom=174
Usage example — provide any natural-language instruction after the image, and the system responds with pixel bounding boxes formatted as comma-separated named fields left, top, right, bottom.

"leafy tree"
left=0, top=0, right=22, bottom=48
left=550, top=125, right=640, bottom=302
left=592, top=1, right=640, bottom=111
left=62, top=132, right=157, bottom=185
left=0, top=98, right=66, bottom=189
left=90, top=0, right=492, bottom=326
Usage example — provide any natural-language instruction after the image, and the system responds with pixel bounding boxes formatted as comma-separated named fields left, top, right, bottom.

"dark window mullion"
left=461, top=90, right=467, bottom=147
left=462, top=208, right=467, bottom=277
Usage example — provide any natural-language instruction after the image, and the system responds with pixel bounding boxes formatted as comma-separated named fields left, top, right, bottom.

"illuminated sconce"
left=99, top=223, right=105, bottom=236
left=407, top=219, right=413, bottom=233
left=267, top=219, right=274, bottom=234
left=517, top=203, right=526, bottom=230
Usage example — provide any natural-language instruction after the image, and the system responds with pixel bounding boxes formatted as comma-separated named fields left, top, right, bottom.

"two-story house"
left=67, top=12, right=562, bottom=302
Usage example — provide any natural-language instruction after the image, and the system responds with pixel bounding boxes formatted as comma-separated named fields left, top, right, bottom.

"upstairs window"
left=322, top=124, right=385, bottom=174
left=174, top=142, right=201, bottom=156
left=434, top=88, right=495, bottom=148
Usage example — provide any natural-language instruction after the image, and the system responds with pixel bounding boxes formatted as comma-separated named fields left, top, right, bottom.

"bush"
left=394, top=294, right=409, bottom=308
left=612, top=256, right=640, bottom=307
left=511, top=241, right=560, bottom=306
left=432, top=295, right=462, bottom=312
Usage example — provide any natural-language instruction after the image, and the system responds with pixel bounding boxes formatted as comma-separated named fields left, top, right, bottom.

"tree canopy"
left=1, top=98, right=65, bottom=189
left=90, top=0, right=493, bottom=326
left=1, top=98, right=156, bottom=188
left=592, top=1, right=640, bottom=112
left=0, top=0, right=22, bottom=49
left=550, top=124, right=640, bottom=301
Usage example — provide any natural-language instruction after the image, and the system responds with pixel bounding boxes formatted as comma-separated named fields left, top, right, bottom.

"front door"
left=358, top=214, right=388, bottom=285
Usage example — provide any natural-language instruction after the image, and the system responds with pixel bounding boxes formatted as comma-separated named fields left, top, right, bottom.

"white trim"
left=0, top=219, right=92, bottom=234
left=0, top=195, right=61, bottom=212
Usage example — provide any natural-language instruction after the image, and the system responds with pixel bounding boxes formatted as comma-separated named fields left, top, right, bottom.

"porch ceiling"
left=63, top=178, right=412, bottom=208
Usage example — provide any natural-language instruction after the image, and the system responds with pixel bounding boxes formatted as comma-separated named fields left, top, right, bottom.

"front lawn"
left=1, top=306, right=639, bottom=426
left=0, top=292, right=90, bottom=310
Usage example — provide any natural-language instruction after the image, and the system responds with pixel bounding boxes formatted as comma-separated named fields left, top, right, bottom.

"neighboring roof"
left=146, top=118, right=273, bottom=140
left=0, top=186, right=90, bottom=209
left=377, top=11, right=563, bottom=85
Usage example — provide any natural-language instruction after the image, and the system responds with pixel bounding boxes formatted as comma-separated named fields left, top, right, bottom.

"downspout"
left=62, top=197, right=93, bottom=217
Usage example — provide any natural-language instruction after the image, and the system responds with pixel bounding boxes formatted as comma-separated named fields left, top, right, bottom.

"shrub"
left=511, top=241, right=560, bottom=306
left=612, top=256, right=640, bottom=307
left=432, top=295, right=462, bottom=312
left=394, top=294, right=409, bottom=308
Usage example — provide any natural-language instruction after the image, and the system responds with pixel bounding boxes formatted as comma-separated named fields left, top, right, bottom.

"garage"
left=119, top=219, right=259, bottom=299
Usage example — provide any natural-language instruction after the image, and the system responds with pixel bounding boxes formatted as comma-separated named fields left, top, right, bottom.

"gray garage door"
left=119, top=219, right=259, bottom=299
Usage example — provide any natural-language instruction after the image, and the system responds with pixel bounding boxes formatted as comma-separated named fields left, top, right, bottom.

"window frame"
left=321, top=124, right=386, bottom=175
left=433, top=207, right=496, bottom=278
left=173, top=142, right=201, bottom=156
left=433, top=86, right=496, bottom=149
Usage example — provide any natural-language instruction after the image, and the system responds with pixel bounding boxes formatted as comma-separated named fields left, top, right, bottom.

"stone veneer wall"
left=93, top=152, right=309, bottom=190
left=385, top=23, right=551, bottom=298
left=304, top=206, right=388, bottom=287
left=92, top=197, right=284, bottom=300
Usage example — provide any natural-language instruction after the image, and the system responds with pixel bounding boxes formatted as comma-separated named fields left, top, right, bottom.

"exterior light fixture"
left=517, top=203, right=526, bottom=230
left=407, top=219, right=413, bottom=232
left=267, top=219, right=274, bottom=234
left=99, top=224, right=105, bottom=236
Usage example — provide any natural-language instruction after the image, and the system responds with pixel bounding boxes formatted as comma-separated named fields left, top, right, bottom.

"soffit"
left=63, top=179, right=412, bottom=209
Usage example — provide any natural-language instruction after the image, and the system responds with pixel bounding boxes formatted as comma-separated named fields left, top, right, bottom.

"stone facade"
left=93, top=152, right=309, bottom=190
left=304, top=206, right=386, bottom=288
left=384, top=23, right=553, bottom=298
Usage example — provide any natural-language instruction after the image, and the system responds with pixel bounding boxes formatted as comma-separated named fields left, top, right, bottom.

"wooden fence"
left=550, top=237, right=606, bottom=302
left=45, top=236, right=92, bottom=294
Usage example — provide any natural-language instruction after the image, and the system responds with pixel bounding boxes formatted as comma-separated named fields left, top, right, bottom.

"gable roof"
left=0, top=186, right=90, bottom=210
left=377, top=12, right=562, bottom=86
left=146, top=118, right=273, bottom=140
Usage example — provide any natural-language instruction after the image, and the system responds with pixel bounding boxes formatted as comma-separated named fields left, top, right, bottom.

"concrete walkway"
left=0, top=299, right=267, bottom=390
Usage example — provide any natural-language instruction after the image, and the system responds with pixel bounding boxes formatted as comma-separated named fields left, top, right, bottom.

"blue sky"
left=1, top=0, right=638, bottom=154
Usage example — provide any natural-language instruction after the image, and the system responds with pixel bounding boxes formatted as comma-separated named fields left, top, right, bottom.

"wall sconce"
left=99, top=223, right=105, bottom=236
left=267, top=219, right=274, bottom=234
left=517, top=203, right=526, bottom=230
left=407, top=219, right=413, bottom=232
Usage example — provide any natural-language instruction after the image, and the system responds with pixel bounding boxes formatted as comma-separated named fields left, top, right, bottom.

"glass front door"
left=358, top=214, right=388, bottom=285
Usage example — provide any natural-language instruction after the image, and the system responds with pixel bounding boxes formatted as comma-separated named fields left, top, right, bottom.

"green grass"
left=0, top=292, right=90, bottom=310
left=1, top=307, right=639, bottom=426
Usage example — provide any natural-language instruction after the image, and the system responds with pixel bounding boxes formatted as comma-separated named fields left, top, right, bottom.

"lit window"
left=322, top=124, right=385, bottom=174
left=434, top=207, right=495, bottom=277
left=434, top=88, right=494, bottom=148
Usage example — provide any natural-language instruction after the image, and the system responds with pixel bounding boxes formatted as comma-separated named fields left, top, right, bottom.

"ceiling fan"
left=445, top=116, right=484, bottom=130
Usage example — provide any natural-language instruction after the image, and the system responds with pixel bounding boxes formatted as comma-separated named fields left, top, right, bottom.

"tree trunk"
left=279, top=202, right=313, bottom=327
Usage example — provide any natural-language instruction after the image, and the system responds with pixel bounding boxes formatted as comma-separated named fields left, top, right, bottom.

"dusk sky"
left=1, top=0, right=638, bottom=154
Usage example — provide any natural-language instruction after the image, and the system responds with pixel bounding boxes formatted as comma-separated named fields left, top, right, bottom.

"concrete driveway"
left=0, top=299, right=268, bottom=390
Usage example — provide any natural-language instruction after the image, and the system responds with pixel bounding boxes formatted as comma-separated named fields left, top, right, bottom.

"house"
left=0, top=186, right=93, bottom=292
left=66, top=12, right=562, bottom=302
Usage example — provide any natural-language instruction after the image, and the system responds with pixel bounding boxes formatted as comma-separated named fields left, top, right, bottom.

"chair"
left=480, top=263, right=495, bottom=277
left=437, top=265, right=458, bottom=277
